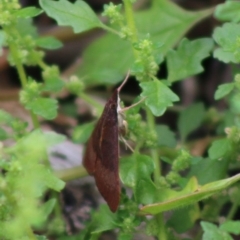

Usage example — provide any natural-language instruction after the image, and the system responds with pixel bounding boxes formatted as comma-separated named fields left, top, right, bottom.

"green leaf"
left=72, top=122, right=95, bottom=144
left=215, top=1, right=240, bottom=23
left=201, top=222, right=233, bottom=240
left=43, top=131, right=66, bottom=146
left=220, top=220, right=240, bottom=235
left=26, top=97, right=58, bottom=120
left=156, top=124, right=176, bottom=148
left=177, top=102, right=205, bottom=141
left=167, top=38, right=214, bottom=82
left=140, top=174, right=240, bottom=215
left=39, top=198, right=56, bottom=222
left=12, top=130, right=65, bottom=160
left=39, top=0, right=103, bottom=33
left=16, top=6, right=43, bottom=18
left=91, top=205, right=118, bottom=234
left=229, top=93, right=240, bottom=114
left=43, top=78, right=65, bottom=92
left=208, top=138, right=231, bottom=160
left=140, top=79, right=179, bottom=116
left=0, top=31, right=6, bottom=52
left=167, top=204, right=200, bottom=233
left=36, top=235, right=48, bottom=240
left=0, top=128, right=8, bottom=140
left=36, top=36, right=63, bottom=49
left=188, top=157, right=228, bottom=185
left=77, top=0, right=213, bottom=85
left=120, top=154, right=157, bottom=204
left=118, top=232, right=133, bottom=240
left=40, top=166, right=65, bottom=191
left=79, top=33, right=133, bottom=86
left=213, top=23, right=240, bottom=63
left=0, top=110, right=13, bottom=124
left=16, top=18, right=38, bottom=38
left=214, top=83, right=235, bottom=100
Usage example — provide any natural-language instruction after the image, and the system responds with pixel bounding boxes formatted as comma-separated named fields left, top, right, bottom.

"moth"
left=83, top=74, right=138, bottom=212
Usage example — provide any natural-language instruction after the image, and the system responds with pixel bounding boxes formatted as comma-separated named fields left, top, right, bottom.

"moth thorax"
left=117, top=95, right=127, bottom=136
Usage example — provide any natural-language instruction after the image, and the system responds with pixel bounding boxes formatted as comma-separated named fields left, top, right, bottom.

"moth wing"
left=83, top=119, right=101, bottom=175
left=83, top=91, right=120, bottom=212
left=95, top=105, right=120, bottom=212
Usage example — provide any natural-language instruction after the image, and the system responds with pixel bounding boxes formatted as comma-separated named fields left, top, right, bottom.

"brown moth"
left=83, top=75, right=129, bottom=212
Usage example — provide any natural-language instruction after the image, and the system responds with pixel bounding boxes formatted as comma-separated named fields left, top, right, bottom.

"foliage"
left=1, top=0, right=240, bottom=239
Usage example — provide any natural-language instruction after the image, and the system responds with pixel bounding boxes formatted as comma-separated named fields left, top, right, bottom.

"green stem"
left=146, top=106, right=167, bottom=240
left=146, top=108, right=161, bottom=182
left=227, top=201, right=238, bottom=220
left=26, top=226, right=37, bottom=240
left=79, top=92, right=103, bottom=116
left=7, top=32, right=40, bottom=129
left=156, top=214, right=168, bottom=240
left=54, top=166, right=88, bottom=182
left=122, top=0, right=139, bottom=56
left=101, top=24, right=122, bottom=36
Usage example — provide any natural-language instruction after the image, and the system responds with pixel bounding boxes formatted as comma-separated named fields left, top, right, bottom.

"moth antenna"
left=117, top=70, right=131, bottom=92
left=120, top=97, right=146, bottom=113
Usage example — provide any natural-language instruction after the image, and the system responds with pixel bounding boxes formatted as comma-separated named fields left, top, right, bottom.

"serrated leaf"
left=214, top=83, right=235, bottom=100
left=140, top=174, right=240, bottom=215
left=220, top=220, right=240, bottom=235
left=40, top=0, right=103, bottom=33
left=208, top=138, right=231, bottom=160
left=140, top=79, right=179, bottom=116
left=77, top=0, right=213, bottom=85
left=16, top=6, right=43, bottom=18
left=72, top=122, right=95, bottom=144
left=167, top=38, right=213, bottom=82
left=215, top=1, right=240, bottom=23
left=26, top=97, right=58, bottom=120
left=41, top=166, right=65, bottom=191
left=201, top=222, right=233, bottom=240
left=36, top=36, right=63, bottom=49
left=120, top=154, right=157, bottom=204
left=91, top=205, right=118, bottom=233
left=156, top=124, right=176, bottom=148
left=177, top=102, right=205, bottom=141
left=213, top=23, right=240, bottom=63
left=214, top=48, right=237, bottom=64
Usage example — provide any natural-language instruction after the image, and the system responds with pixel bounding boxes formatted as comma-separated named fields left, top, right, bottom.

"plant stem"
left=146, top=108, right=161, bottom=182
left=79, top=92, right=103, bottom=116
left=101, top=24, right=122, bottom=36
left=26, top=226, right=37, bottom=240
left=227, top=201, right=238, bottom=220
left=121, top=2, right=168, bottom=239
left=122, top=0, right=139, bottom=56
left=156, top=214, right=168, bottom=240
left=146, top=108, right=168, bottom=240
left=54, top=166, right=88, bottom=182
left=7, top=34, right=40, bottom=129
